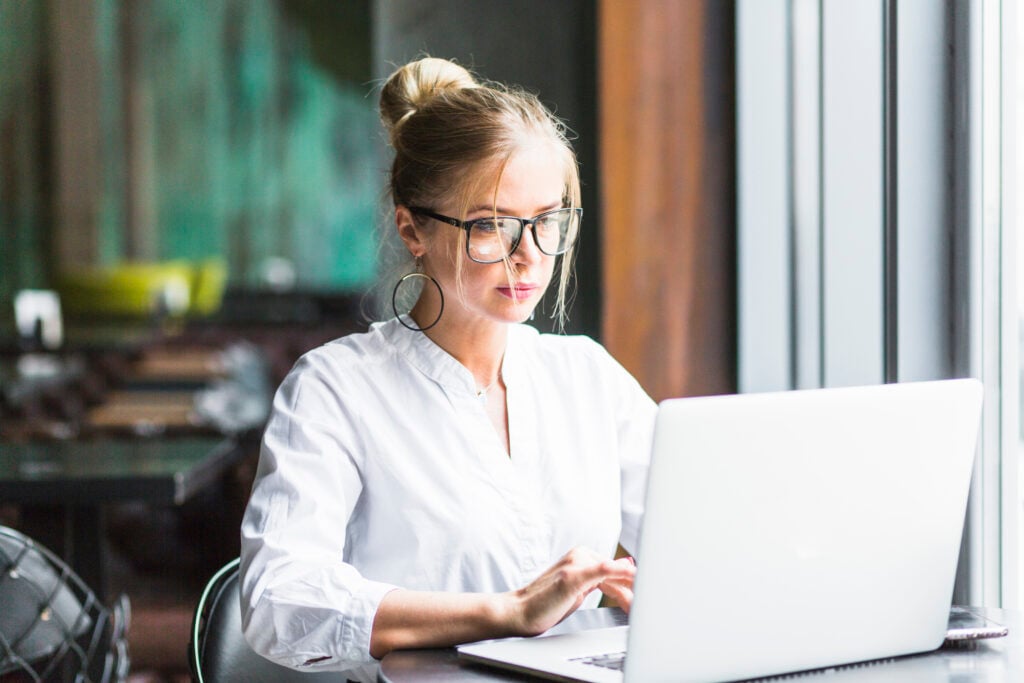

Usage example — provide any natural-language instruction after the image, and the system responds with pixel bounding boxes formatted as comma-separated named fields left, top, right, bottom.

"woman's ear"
left=395, top=206, right=425, bottom=258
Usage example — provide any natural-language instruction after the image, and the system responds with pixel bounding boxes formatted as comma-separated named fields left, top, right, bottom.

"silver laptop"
left=458, top=379, right=983, bottom=682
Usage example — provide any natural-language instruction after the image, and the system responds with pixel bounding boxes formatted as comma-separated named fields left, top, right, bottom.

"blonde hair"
left=379, top=57, right=581, bottom=328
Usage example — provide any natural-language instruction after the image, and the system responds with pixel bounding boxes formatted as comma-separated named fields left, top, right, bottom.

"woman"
left=239, top=57, right=657, bottom=674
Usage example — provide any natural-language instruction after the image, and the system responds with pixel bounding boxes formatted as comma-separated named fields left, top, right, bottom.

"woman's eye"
left=471, top=221, right=499, bottom=234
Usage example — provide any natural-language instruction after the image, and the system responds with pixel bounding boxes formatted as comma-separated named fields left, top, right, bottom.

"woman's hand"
left=369, top=547, right=634, bottom=658
left=504, top=547, right=636, bottom=637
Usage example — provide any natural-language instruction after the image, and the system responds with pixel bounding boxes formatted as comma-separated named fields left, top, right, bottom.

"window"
left=738, top=0, right=1018, bottom=607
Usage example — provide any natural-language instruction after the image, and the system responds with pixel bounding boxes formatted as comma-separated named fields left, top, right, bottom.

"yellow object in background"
left=56, top=260, right=227, bottom=318
left=190, top=259, right=228, bottom=315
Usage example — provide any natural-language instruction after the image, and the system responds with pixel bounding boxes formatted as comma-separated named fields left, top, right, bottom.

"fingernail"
left=625, top=556, right=636, bottom=566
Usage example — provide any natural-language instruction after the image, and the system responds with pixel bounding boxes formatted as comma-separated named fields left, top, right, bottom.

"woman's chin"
left=488, top=304, right=536, bottom=325
left=513, top=307, right=538, bottom=324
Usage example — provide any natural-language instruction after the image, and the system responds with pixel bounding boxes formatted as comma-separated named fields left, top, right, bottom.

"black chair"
left=0, top=525, right=130, bottom=682
left=189, top=558, right=346, bottom=682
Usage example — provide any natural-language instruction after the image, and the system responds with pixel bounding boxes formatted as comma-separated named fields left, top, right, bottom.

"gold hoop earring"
left=392, top=260, right=444, bottom=332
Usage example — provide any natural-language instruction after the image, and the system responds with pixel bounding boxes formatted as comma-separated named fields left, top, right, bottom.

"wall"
left=0, top=2, right=52, bottom=306
left=0, top=0, right=380, bottom=311
left=118, top=0, right=378, bottom=289
left=599, top=0, right=736, bottom=400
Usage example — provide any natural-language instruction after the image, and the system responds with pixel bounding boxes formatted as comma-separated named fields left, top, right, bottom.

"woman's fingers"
left=598, top=579, right=635, bottom=613
left=511, top=547, right=637, bottom=635
left=572, top=558, right=633, bottom=588
left=597, top=557, right=636, bottom=611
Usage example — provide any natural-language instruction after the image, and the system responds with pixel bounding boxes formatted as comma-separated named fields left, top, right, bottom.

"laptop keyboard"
left=571, top=651, right=626, bottom=671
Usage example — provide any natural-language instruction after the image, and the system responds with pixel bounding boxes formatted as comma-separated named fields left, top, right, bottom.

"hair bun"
left=380, top=57, right=477, bottom=140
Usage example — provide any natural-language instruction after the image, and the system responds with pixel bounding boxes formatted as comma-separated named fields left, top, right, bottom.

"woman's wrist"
left=489, top=590, right=524, bottom=637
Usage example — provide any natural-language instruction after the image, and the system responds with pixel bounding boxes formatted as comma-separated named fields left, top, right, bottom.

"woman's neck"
left=423, top=317, right=508, bottom=388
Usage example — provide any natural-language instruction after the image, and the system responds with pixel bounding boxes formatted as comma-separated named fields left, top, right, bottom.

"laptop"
left=458, top=379, right=984, bottom=682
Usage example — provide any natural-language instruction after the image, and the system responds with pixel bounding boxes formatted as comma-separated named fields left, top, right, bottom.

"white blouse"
left=239, top=317, right=657, bottom=673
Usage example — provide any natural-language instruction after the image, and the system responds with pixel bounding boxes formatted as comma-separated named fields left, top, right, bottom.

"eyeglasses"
left=409, top=207, right=582, bottom=264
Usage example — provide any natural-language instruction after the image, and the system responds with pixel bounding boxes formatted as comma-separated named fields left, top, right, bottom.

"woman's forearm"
left=368, top=548, right=636, bottom=659
left=369, top=589, right=516, bottom=658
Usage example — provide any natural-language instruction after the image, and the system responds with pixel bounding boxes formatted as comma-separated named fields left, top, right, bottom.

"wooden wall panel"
left=599, top=0, right=735, bottom=401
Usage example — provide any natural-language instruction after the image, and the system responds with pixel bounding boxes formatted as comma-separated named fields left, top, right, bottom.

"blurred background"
left=2, top=0, right=379, bottom=301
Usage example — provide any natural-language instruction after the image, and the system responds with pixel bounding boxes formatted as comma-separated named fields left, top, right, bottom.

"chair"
left=0, top=525, right=130, bottom=682
left=189, top=558, right=344, bottom=682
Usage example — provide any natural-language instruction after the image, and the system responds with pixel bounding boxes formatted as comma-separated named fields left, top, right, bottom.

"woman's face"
left=419, top=141, right=565, bottom=328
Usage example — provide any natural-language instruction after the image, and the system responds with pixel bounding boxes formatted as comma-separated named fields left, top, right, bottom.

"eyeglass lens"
left=467, top=209, right=580, bottom=263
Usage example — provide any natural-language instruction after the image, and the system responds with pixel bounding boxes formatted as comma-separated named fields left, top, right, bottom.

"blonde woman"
left=239, top=57, right=656, bottom=676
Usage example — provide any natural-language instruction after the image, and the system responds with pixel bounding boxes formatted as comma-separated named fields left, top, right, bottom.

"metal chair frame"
left=188, top=557, right=238, bottom=683
left=189, top=558, right=345, bottom=682
left=0, top=526, right=129, bottom=683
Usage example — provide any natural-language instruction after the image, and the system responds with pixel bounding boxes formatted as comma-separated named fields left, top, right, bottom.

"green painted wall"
left=0, top=0, right=378, bottom=310
left=136, top=0, right=378, bottom=289
left=0, top=1, right=51, bottom=308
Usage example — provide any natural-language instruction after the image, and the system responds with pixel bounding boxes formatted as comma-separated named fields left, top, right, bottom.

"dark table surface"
left=0, top=436, right=240, bottom=504
left=378, top=606, right=1023, bottom=682
left=0, top=435, right=244, bottom=600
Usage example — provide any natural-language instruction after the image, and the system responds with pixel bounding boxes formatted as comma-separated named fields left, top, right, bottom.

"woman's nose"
left=511, top=223, right=544, bottom=263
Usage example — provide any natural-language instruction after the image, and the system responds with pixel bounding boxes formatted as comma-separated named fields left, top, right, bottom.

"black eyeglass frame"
left=408, top=206, right=583, bottom=264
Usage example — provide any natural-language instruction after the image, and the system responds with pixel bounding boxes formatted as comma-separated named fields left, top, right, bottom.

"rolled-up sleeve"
left=239, top=359, right=398, bottom=670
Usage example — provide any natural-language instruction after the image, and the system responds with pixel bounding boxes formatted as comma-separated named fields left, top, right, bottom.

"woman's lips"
left=497, top=285, right=538, bottom=299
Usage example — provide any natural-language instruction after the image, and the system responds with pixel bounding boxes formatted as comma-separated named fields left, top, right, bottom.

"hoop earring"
left=392, top=261, right=444, bottom=332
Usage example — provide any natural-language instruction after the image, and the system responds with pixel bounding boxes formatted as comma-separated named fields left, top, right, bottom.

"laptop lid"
left=626, top=378, right=982, bottom=681
left=458, top=379, right=982, bottom=683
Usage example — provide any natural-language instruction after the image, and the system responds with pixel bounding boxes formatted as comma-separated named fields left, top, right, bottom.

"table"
left=0, top=436, right=242, bottom=600
left=378, top=607, right=1023, bottom=682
